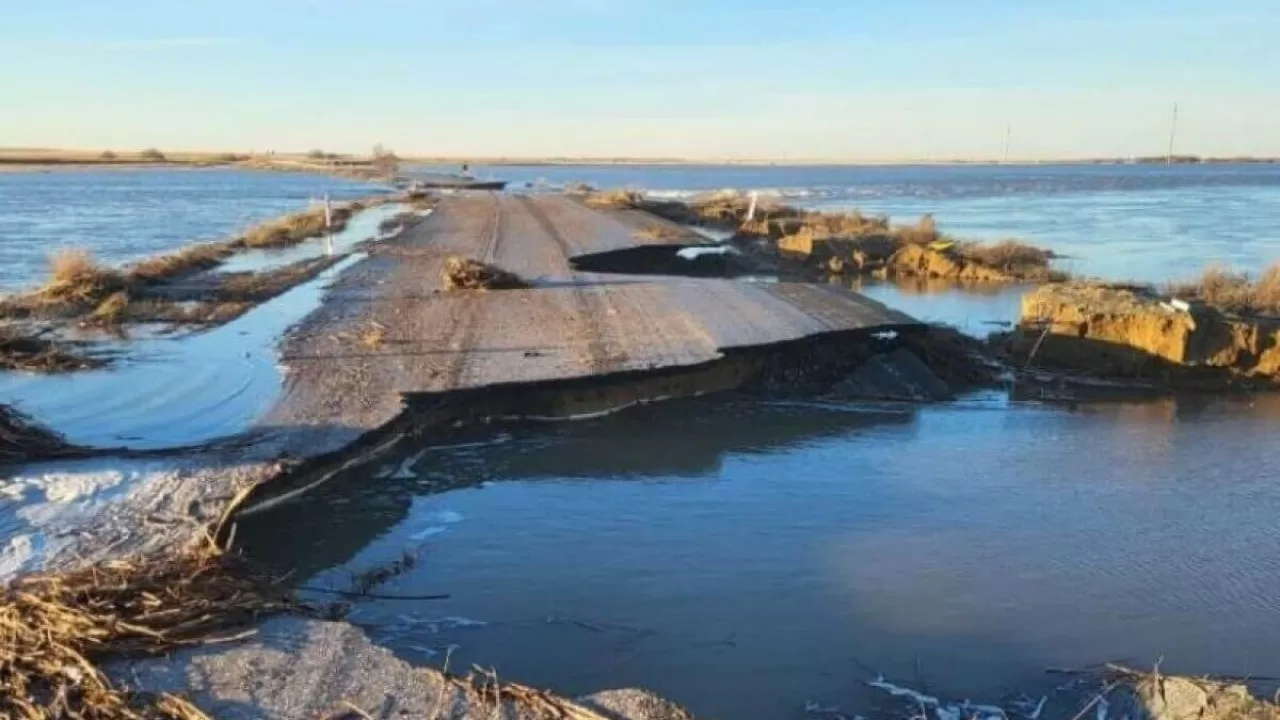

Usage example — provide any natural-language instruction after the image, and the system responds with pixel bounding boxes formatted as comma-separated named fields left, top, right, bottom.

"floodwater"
left=238, top=393, right=1280, bottom=720
left=0, top=167, right=382, bottom=291
left=0, top=205, right=408, bottom=450
left=419, top=162, right=1280, bottom=283
left=4, top=164, right=1280, bottom=717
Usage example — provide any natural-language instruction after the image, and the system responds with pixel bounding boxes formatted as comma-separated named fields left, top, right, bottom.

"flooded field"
left=238, top=393, right=1280, bottom=719
left=0, top=167, right=382, bottom=291
left=0, top=204, right=409, bottom=449
left=434, top=162, right=1280, bottom=283
left=3, top=164, right=1280, bottom=718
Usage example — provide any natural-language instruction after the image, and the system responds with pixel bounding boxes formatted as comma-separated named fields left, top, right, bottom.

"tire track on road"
left=518, top=194, right=616, bottom=373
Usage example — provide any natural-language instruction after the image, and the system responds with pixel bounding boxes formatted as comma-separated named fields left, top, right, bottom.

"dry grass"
left=1167, top=262, right=1280, bottom=315
left=242, top=208, right=331, bottom=248
left=39, top=250, right=128, bottom=306
left=240, top=202, right=361, bottom=249
left=129, top=243, right=233, bottom=284
left=0, top=325, right=102, bottom=373
left=214, top=257, right=341, bottom=305
left=0, top=543, right=297, bottom=720
left=959, top=239, right=1057, bottom=272
left=441, top=257, right=531, bottom=291
left=356, top=321, right=387, bottom=350
left=632, top=225, right=687, bottom=242
left=584, top=189, right=644, bottom=209
left=1, top=403, right=80, bottom=463
left=89, top=292, right=131, bottom=326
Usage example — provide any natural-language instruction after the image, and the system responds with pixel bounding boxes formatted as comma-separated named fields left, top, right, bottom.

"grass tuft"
left=89, top=291, right=131, bottom=326
left=0, top=325, right=101, bottom=373
left=39, top=249, right=128, bottom=306
left=584, top=189, right=644, bottom=209
left=1167, top=262, right=1280, bottom=315
left=130, top=243, right=232, bottom=284
left=442, top=256, right=531, bottom=291
left=357, top=321, right=387, bottom=349
left=241, top=205, right=353, bottom=249
left=958, top=240, right=1057, bottom=273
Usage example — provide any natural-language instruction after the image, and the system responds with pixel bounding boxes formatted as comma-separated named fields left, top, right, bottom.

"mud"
left=1004, top=283, right=1280, bottom=390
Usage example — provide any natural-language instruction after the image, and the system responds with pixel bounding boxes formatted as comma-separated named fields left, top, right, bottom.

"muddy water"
left=238, top=392, right=1280, bottom=720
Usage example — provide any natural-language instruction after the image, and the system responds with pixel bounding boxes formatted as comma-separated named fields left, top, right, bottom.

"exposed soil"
left=1002, top=283, right=1280, bottom=390
left=585, top=190, right=1063, bottom=284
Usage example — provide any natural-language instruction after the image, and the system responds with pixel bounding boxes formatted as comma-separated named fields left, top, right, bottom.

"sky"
left=2, top=0, right=1279, bottom=160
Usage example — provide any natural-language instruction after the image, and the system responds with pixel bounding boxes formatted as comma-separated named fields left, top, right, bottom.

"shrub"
left=40, top=249, right=128, bottom=304
left=139, top=148, right=166, bottom=161
left=960, top=240, right=1056, bottom=271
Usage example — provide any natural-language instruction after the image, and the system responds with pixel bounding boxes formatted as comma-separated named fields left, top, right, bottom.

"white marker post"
left=323, top=193, right=334, bottom=255
left=746, top=191, right=759, bottom=222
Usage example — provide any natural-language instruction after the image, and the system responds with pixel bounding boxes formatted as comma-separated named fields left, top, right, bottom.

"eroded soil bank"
left=583, top=190, right=1065, bottom=284
left=1000, top=283, right=1280, bottom=391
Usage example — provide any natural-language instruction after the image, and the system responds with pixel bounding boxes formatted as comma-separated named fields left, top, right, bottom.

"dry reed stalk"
left=441, top=257, right=530, bottom=291
left=0, top=544, right=299, bottom=719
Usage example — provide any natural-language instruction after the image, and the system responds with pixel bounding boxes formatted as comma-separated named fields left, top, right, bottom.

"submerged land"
left=2, top=177, right=1279, bottom=718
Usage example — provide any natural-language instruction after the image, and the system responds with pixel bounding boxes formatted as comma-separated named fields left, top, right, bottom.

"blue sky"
left=3, top=0, right=1278, bottom=159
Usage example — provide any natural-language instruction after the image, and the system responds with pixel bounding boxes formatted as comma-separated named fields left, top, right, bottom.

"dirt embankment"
left=1001, top=283, right=1280, bottom=389
left=584, top=190, right=1062, bottom=283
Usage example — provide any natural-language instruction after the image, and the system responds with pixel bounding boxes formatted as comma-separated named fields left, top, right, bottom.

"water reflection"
left=237, top=393, right=1280, bottom=719
left=843, top=276, right=1028, bottom=336
left=237, top=397, right=918, bottom=580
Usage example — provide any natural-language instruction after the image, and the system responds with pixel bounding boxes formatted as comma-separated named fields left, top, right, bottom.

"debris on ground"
left=0, top=403, right=83, bottom=463
left=0, top=543, right=297, bottom=719
left=1046, top=664, right=1280, bottom=720
left=0, top=324, right=103, bottom=372
left=442, top=256, right=532, bottom=291
left=585, top=189, right=1063, bottom=284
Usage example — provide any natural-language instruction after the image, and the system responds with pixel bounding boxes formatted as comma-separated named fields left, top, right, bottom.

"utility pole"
left=1166, top=103, right=1179, bottom=165
left=1002, top=124, right=1012, bottom=164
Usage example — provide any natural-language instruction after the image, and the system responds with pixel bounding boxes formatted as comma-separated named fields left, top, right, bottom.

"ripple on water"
left=234, top=394, right=1280, bottom=720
